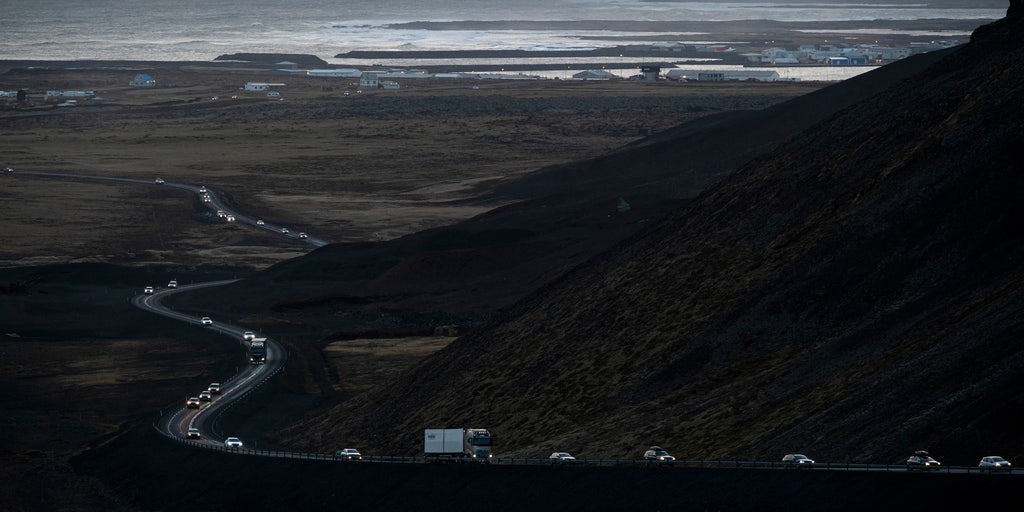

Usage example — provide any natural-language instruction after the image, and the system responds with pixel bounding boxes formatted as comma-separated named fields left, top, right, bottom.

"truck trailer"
left=248, top=338, right=267, bottom=365
left=424, top=428, right=492, bottom=463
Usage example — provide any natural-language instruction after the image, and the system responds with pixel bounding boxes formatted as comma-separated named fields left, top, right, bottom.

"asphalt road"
left=11, top=171, right=328, bottom=247
left=132, top=281, right=287, bottom=446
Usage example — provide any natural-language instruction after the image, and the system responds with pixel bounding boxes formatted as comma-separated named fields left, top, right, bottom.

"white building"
left=359, top=72, right=379, bottom=88
left=243, top=82, right=286, bottom=91
left=307, top=68, right=362, bottom=77
left=381, top=81, right=400, bottom=89
left=697, top=70, right=780, bottom=82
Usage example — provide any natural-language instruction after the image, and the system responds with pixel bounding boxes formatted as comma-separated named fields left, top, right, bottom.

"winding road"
left=133, top=281, right=287, bottom=445
left=10, top=169, right=1024, bottom=473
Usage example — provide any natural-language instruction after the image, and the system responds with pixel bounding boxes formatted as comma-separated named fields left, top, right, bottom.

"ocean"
left=0, top=1, right=1005, bottom=80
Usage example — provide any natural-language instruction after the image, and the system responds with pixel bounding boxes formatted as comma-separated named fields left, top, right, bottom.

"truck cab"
left=249, top=338, right=267, bottom=365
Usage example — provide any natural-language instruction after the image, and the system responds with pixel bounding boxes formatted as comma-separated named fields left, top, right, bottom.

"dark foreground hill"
left=283, top=11, right=1024, bottom=466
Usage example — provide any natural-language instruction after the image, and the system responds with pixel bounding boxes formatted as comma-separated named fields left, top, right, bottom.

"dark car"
left=906, top=450, right=941, bottom=470
left=643, top=446, right=676, bottom=466
left=782, top=454, right=815, bottom=466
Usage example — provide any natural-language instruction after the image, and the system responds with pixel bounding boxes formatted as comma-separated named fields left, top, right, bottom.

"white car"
left=224, top=437, right=243, bottom=449
left=216, top=210, right=226, bottom=218
left=280, top=227, right=289, bottom=234
left=208, top=382, right=222, bottom=394
left=242, top=331, right=255, bottom=341
left=298, top=232, right=308, bottom=239
left=3, top=167, right=13, bottom=173
left=226, top=215, right=235, bottom=222
left=167, top=280, right=177, bottom=289
left=198, top=186, right=207, bottom=193
left=186, top=428, right=201, bottom=439
left=256, top=219, right=265, bottom=225
left=549, top=452, right=577, bottom=464
left=199, top=390, right=212, bottom=402
left=186, top=397, right=201, bottom=408
left=979, top=456, right=1012, bottom=471
left=154, top=177, right=165, bottom=184
left=144, top=286, right=154, bottom=294
left=201, top=316, right=213, bottom=326
left=202, top=194, right=212, bottom=203
left=334, top=448, right=363, bottom=461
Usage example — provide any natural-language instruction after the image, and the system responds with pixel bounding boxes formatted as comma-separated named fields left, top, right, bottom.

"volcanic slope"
left=285, top=13, right=1024, bottom=464
left=172, top=46, right=953, bottom=336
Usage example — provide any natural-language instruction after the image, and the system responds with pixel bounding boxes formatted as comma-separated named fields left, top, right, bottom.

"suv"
left=199, top=390, right=212, bottom=402
left=167, top=279, right=177, bottom=289
left=186, top=428, right=201, bottom=439
left=906, top=450, right=941, bottom=471
left=224, top=437, right=243, bottom=449
left=208, top=382, right=222, bottom=394
left=643, top=446, right=676, bottom=466
left=242, top=331, right=255, bottom=341
left=144, top=286, right=155, bottom=294
left=334, top=448, right=363, bottom=461
left=186, top=397, right=201, bottom=408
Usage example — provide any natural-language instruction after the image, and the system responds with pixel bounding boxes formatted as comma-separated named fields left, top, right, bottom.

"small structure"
left=307, top=68, right=362, bottom=77
left=130, top=73, right=156, bottom=87
left=359, top=72, right=379, bottom=88
left=243, top=82, right=286, bottom=92
left=640, top=65, right=661, bottom=82
left=572, top=69, right=618, bottom=80
left=381, top=80, right=400, bottom=89
left=697, top=70, right=780, bottom=82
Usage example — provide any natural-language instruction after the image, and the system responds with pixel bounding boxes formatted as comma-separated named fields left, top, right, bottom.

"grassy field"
left=0, top=64, right=824, bottom=269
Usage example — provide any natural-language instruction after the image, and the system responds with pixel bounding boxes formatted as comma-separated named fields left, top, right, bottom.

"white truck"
left=424, top=428, right=493, bottom=463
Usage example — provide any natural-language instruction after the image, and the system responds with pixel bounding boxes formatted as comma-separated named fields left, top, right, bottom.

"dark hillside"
left=171, top=46, right=953, bottom=336
left=285, top=12, right=1024, bottom=464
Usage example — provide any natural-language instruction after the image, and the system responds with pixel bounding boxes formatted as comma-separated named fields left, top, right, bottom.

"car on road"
left=198, top=186, right=207, bottom=193
left=144, top=286, right=155, bottom=294
left=216, top=210, right=226, bottom=218
left=202, top=194, right=212, bottom=203
left=186, top=428, right=201, bottom=439
left=782, top=454, right=815, bottom=466
left=242, top=331, right=255, bottom=341
left=906, top=450, right=941, bottom=470
left=3, top=167, right=13, bottom=173
left=154, top=177, right=165, bottom=184
left=224, top=437, right=243, bottom=449
left=643, top=446, right=676, bottom=466
left=334, top=448, right=363, bottom=461
left=979, top=456, right=1012, bottom=471
left=201, top=316, right=213, bottom=326
left=167, top=279, right=177, bottom=289
left=549, top=452, right=577, bottom=464
left=280, top=227, right=289, bottom=233
left=225, top=215, right=235, bottom=222
left=186, top=397, right=201, bottom=408
left=256, top=219, right=265, bottom=225
left=299, top=232, right=308, bottom=239
left=199, top=390, right=212, bottom=402
left=208, top=382, right=221, bottom=394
